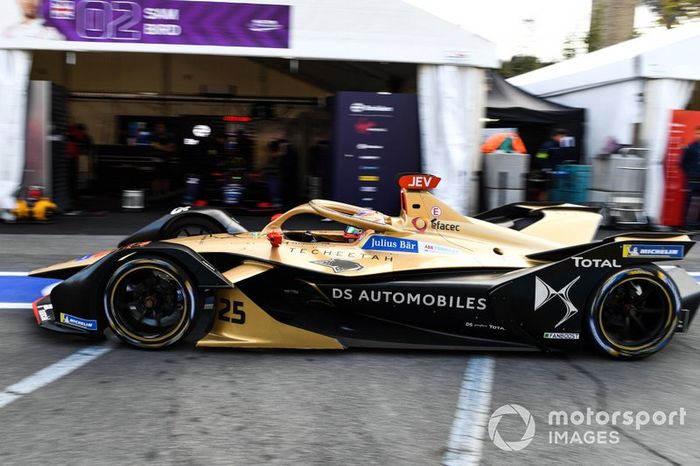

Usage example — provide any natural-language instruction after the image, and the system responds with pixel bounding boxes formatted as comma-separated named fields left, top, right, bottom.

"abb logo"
left=399, top=175, right=441, bottom=190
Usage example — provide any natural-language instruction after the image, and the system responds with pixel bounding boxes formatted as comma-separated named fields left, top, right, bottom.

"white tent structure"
left=509, top=22, right=700, bottom=222
left=0, top=0, right=497, bottom=215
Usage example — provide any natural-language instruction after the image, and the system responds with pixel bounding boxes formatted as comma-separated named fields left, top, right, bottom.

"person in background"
left=308, top=139, right=330, bottom=199
left=528, top=128, right=569, bottom=201
left=4, top=0, right=65, bottom=40
left=264, top=140, right=283, bottom=207
left=151, top=123, right=176, bottom=197
left=65, top=123, right=94, bottom=211
left=280, top=139, right=299, bottom=208
left=534, top=128, right=569, bottom=171
left=234, top=130, right=254, bottom=172
left=680, top=126, right=700, bottom=227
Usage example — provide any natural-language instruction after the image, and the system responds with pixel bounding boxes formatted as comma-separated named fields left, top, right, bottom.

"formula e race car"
left=30, top=174, right=700, bottom=358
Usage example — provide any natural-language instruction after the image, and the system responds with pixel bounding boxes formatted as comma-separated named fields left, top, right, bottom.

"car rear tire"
left=104, top=257, right=198, bottom=349
left=163, top=216, right=225, bottom=239
left=588, top=268, right=680, bottom=359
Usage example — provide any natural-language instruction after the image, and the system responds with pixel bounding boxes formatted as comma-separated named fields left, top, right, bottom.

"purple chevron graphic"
left=41, top=0, right=290, bottom=48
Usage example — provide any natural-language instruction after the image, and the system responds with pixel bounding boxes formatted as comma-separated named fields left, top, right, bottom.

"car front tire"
left=104, top=257, right=198, bottom=349
left=163, top=216, right=225, bottom=239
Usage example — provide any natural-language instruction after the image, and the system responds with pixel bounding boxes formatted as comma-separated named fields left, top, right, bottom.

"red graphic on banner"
left=661, top=110, right=700, bottom=226
left=354, top=119, right=377, bottom=134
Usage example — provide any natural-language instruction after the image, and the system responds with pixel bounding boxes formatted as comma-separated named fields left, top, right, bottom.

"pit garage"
left=0, top=0, right=498, bottom=216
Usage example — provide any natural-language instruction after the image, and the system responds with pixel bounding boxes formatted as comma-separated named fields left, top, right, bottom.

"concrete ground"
left=0, top=218, right=698, bottom=465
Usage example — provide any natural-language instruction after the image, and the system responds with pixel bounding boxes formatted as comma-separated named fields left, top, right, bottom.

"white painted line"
left=443, top=356, right=496, bottom=466
left=0, top=272, right=29, bottom=276
left=0, top=345, right=112, bottom=409
left=0, top=303, right=32, bottom=309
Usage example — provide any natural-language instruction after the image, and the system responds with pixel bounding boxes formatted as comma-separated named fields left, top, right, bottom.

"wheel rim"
left=108, top=265, right=189, bottom=342
left=598, top=276, right=672, bottom=351
left=173, top=225, right=213, bottom=237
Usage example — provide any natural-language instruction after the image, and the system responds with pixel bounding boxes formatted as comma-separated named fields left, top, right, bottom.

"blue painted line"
left=0, top=276, right=61, bottom=304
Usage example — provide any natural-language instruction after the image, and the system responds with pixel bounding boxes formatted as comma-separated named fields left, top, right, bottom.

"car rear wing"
left=527, top=232, right=695, bottom=263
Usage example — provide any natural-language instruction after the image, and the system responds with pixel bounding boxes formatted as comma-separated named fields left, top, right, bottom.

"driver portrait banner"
left=38, top=0, right=290, bottom=48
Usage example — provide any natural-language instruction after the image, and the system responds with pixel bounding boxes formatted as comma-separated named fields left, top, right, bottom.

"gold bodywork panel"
left=518, top=210, right=602, bottom=245
left=196, top=286, right=344, bottom=349
left=164, top=231, right=534, bottom=276
left=31, top=249, right=114, bottom=276
left=221, top=260, right=274, bottom=283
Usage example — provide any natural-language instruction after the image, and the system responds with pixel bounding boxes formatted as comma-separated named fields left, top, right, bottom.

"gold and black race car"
left=30, top=174, right=700, bottom=358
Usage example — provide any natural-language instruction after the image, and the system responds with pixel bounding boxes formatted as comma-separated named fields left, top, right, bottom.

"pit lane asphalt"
left=0, top=230, right=699, bottom=465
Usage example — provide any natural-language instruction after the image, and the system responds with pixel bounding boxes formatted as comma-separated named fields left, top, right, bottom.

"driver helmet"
left=343, top=209, right=385, bottom=239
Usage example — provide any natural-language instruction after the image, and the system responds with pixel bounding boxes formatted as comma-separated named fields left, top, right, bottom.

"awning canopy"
left=509, top=22, right=700, bottom=97
left=487, top=71, right=583, bottom=123
left=486, top=71, right=585, bottom=159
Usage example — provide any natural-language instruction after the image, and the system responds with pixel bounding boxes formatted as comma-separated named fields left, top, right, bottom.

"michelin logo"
left=623, top=244, right=684, bottom=258
left=60, top=313, right=97, bottom=331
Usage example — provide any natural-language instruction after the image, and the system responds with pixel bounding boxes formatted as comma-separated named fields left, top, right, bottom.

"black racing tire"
left=104, top=257, right=198, bottom=349
left=162, top=216, right=225, bottom=239
left=588, top=268, right=680, bottom=359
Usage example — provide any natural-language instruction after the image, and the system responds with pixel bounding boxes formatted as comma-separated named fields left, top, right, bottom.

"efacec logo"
left=411, top=217, right=460, bottom=233
left=488, top=405, right=686, bottom=450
